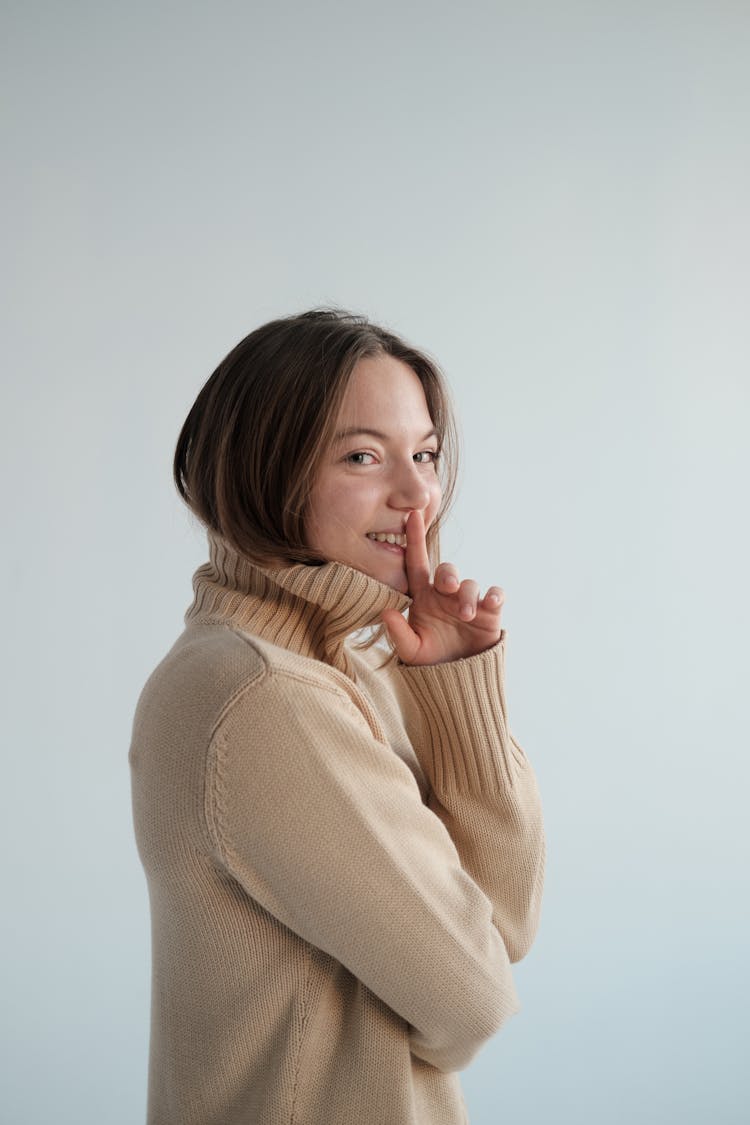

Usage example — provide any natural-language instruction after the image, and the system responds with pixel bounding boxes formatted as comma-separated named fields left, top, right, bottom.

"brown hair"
left=174, top=308, right=458, bottom=570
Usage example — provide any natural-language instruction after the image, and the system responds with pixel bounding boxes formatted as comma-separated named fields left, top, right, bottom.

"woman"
left=129, top=308, right=545, bottom=1125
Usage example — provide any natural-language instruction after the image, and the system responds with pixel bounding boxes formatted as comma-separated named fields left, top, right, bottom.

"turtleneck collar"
left=185, top=531, right=412, bottom=677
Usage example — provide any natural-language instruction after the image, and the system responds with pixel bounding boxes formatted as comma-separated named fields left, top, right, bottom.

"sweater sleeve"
left=395, top=631, right=545, bottom=967
left=204, top=656, right=523, bottom=1074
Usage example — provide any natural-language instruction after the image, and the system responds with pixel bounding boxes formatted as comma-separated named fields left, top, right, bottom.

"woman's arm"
left=204, top=646, right=523, bottom=1074
left=381, top=505, right=545, bottom=967
left=395, top=635, right=545, bottom=967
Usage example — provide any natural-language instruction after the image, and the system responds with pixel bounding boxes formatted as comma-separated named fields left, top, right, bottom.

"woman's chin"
left=373, top=563, right=408, bottom=594
left=355, top=558, right=408, bottom=594
left=325, top=543, right=409, bottom=594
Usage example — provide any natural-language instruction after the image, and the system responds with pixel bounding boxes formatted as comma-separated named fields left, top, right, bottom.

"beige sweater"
left=129, top=532, right=545, bottom=1125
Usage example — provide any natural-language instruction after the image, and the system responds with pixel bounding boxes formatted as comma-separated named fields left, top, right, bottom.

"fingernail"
left=460, top=604, right=473, bottom=620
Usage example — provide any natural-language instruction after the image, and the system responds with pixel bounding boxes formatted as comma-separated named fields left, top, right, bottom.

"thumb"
left=381, top=609, right=421, bottom=664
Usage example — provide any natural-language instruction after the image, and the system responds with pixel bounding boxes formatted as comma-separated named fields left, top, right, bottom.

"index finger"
left=404, top=509, right=431, bottom=595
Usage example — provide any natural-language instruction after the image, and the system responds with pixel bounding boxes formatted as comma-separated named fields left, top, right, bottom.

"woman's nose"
left=388, top=463, right=432, bottom=511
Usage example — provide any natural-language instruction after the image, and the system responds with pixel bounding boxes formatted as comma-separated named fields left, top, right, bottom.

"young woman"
left=129, top=308, right=545, bottom=1125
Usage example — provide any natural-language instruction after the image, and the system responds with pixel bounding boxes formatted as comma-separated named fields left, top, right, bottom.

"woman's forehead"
left=337, top=355, right=434, bottom=432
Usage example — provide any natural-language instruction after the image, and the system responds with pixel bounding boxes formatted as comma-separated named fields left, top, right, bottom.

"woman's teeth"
left=367, top=532, right=406, bottom=546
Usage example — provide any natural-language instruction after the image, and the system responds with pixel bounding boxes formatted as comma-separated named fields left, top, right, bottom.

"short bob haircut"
left=174, top=308, right=459, bottom=572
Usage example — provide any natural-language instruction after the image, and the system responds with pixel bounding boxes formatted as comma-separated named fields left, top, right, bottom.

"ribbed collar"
left=185, top=531, right=412, bottom=676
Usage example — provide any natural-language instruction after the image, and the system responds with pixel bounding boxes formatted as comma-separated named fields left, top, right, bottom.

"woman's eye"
left=414, top=450, right=439, bottom=464
left=346, top=451, right=377, bottom=465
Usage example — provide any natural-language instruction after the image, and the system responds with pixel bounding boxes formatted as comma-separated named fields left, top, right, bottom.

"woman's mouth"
left=366, top=531, right=406, bottom=554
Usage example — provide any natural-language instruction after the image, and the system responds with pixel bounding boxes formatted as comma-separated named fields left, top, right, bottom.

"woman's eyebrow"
left=334, top=427, right=438, bottom=443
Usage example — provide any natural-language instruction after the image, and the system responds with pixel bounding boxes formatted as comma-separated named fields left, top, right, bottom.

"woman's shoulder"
left=131, top=619, right=398, bottom=779
left=152, top=618, right=358, bottom=710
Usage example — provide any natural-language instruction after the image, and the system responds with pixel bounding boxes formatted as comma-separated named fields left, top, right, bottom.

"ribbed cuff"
left=396, top=631, right=529, bottom=797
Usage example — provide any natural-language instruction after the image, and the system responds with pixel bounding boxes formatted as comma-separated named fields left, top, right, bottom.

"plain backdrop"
left=2, top=2, right=748, bottom=1123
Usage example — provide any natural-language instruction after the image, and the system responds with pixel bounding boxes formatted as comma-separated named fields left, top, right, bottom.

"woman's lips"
left=367, top=537, right=405, bottom=555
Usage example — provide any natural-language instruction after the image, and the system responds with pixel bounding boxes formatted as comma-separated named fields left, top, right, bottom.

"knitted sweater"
left=129, top=532, right=545, bottom=1125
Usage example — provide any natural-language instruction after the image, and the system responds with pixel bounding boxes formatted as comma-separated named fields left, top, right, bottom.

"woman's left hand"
left=381, top=509, right=505, bottom=666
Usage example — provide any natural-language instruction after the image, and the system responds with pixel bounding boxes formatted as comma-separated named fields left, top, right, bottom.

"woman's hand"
left=381, top=509, right=505, bottom=666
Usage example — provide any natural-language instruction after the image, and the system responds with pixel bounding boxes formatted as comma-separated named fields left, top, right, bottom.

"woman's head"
left=174, top=308, right=458, bottom=586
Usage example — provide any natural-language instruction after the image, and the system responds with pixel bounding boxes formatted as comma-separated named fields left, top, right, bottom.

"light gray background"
left=3, top=2, right=748, bottom=1123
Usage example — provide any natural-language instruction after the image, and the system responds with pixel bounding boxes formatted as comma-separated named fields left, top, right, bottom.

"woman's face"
left=304, top=354, right=442, bottom=593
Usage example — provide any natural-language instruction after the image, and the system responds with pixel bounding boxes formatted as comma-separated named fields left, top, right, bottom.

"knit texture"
left=129, top=532, right=545, bottom=1125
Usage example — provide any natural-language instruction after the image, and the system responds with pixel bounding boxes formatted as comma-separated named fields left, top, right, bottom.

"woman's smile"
left=367, top=535, right=407, bottom=556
